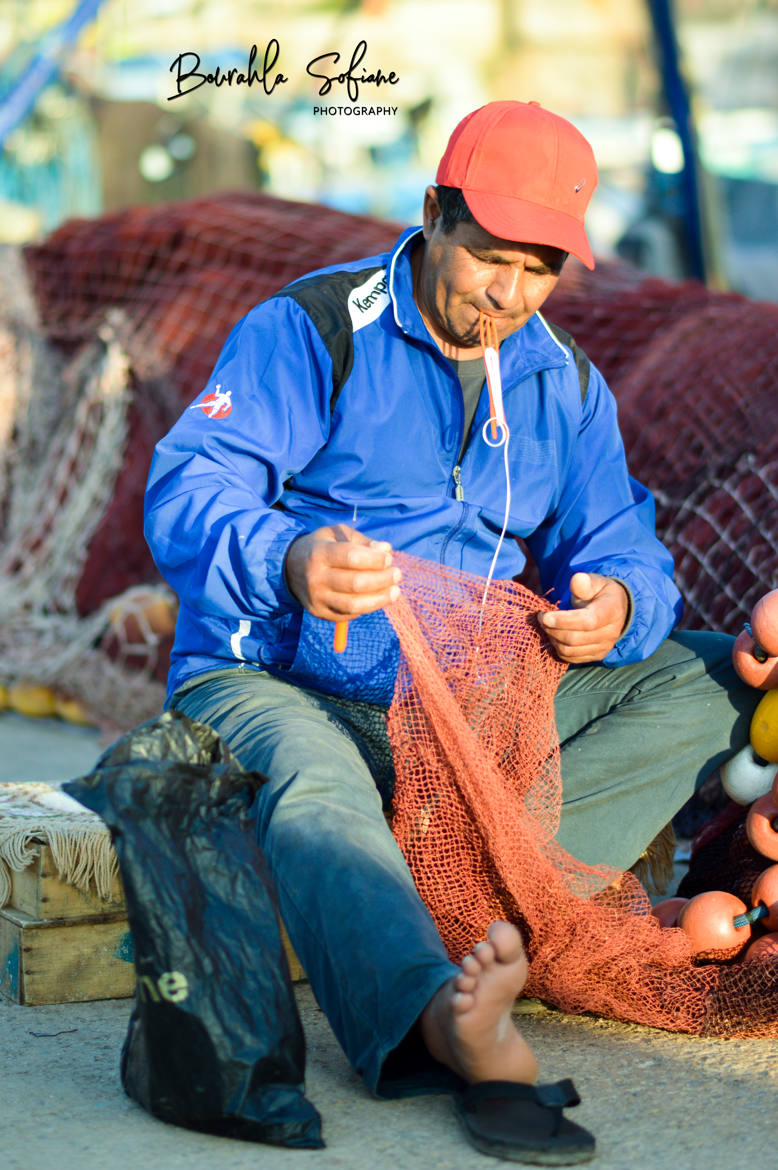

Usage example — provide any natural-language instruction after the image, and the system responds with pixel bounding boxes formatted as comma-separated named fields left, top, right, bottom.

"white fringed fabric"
left=0, top=782, right=118, bottom=907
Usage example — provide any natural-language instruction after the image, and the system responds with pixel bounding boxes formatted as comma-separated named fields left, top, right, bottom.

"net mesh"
left=387, top=552, right=778, bottom=1038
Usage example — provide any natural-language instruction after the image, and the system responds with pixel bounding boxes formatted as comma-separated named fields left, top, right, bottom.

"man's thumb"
left=569, top=571, right=597, bottom=607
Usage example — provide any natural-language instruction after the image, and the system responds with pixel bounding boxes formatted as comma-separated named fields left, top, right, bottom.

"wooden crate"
left=9, top=845, right=124, bottom=920
left=0, top=906, right=135, bottom=1005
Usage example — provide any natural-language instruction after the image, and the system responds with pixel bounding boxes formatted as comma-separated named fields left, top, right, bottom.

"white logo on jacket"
left=189, top=385, right=232, bottom=418
left=347, top=270, right=390, bottom=331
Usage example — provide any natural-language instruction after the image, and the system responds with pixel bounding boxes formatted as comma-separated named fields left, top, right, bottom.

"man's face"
left=415, top=187, right=566, bottom=351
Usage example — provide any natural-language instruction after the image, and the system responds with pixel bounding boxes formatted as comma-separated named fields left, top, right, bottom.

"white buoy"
left=721, top=744, right=778, bottom=805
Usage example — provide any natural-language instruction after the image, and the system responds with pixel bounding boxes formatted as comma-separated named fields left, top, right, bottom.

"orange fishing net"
left=386, top=552, right=778, bottom=1038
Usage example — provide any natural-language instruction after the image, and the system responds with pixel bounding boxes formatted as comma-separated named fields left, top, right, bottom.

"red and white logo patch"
left=190, top=385, right=232, bottom=419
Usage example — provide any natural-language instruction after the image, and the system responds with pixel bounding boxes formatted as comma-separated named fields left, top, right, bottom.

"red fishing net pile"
left=545, top=271, right=778, bottom=636
left=22, top=193, right=400, bottom=614
left=387, top=552, right=778, bottom=1038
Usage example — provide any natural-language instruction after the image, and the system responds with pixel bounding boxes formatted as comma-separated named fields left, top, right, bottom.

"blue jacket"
left=145, top=226, right=682, bottom=704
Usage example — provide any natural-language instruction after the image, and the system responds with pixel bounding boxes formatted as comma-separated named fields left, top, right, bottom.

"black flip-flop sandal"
left=453, top=1078, right=596, bottom=1165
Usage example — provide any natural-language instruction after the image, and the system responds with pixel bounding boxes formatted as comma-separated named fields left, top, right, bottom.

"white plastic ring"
left=481, top=418, right=509, bottom=448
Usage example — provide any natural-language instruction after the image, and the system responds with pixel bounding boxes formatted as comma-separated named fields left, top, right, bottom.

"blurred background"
left=1, top=0, right=777, bottom=299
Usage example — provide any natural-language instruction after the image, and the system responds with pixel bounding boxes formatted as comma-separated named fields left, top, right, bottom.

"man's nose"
left=486, top=267, right=524, bottom=312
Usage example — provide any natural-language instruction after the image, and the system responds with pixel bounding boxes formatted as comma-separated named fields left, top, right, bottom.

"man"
left=144, top=102, right=757, bottom=1163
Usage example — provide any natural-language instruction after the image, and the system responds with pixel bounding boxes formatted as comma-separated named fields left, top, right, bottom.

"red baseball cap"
left=435, top=101, right=598, bottom=269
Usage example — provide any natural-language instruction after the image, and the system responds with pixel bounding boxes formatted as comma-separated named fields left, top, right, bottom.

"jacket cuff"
left=597, top=566, right=681, bottom=666
left=609, top=577, right=634, bottom=637
left=263, top=520, right=309, bottom=613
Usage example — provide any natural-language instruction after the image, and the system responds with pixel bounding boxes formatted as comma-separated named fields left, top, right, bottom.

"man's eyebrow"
left=528, top=252, right=568, bottom=276
left=466, top=245, right=564, bottom=275
left=466, top=246, right=514, bottom=264
left=526, top=260, right=557, bottom=275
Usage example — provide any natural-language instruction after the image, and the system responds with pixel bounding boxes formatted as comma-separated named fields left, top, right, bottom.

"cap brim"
left=464, top=189, right=595, bottom=270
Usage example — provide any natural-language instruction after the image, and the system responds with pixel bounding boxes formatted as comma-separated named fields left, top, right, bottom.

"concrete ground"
left=1, top=709, right=776, bottom=1170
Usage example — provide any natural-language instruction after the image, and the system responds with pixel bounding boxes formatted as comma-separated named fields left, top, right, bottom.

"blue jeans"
left=170, top=630, right=758, bottom=1095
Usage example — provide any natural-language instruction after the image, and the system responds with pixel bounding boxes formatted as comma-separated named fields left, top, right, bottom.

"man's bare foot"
left=420, top=921, right=538, bottom=1084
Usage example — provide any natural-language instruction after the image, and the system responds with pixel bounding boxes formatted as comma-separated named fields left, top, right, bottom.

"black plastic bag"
left=64, top=709, right=323, bottom=1149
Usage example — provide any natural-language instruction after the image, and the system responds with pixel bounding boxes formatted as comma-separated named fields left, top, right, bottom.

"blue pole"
left=0, top=0, right=107, bottom=148
left=646, top=0, right=708, bottom=282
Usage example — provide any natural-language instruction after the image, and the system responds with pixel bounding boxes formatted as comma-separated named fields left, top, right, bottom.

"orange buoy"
left=108, top=586, right=178, bottom=644
left=744, top=932, right=778, bottom=961
left=676, top=890, right=751, bottom=954
left=751, top=590, right=778, bottom=659
left=751, top=865, right=778, bottom=930
left=746, top=793, right=778, bottom=861
left=732, top=629, right=778, bottom=689
left=650, top=897, right=688, bottom=927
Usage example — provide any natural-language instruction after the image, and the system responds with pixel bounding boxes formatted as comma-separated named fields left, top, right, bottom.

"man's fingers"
left=284, top=525, right=400, bottom=618
left=554, top=645, right=609, bottom=664
left=324, top=540, right=396, bottom=571
left=540, top=575, right=626, bottom=663
left=317, top=584, right=401, bottom=620
left=542, top=609, right=597, bottom=632
left=541, top=576, right=628, bottom=633
left=544, top=628, right=620, bottom=654
left=543, top=624, right=616, bottom=647
left=541, top=604, right=613, bottom=634
left=330, top=524, right=392, bottom=555
left=325, top=565, right=401, bottom=595
left=542, top=628, right=616, bottom=663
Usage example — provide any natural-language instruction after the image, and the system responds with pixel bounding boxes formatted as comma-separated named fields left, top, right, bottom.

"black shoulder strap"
left=544, top=320, right=591, bottom=404
left=272, top=274, right=591, bottom=409
left=271, top=264, right=386, bottom=414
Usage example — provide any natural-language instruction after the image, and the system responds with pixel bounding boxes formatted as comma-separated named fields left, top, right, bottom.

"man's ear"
left=421, top=185, right=441, bottom=240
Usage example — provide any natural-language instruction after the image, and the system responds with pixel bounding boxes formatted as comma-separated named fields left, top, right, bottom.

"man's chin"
left=449, top=322, right=481, bottom=348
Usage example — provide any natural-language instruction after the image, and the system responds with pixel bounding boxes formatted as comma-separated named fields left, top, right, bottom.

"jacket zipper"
left=440, top=465, right=467, bottom=565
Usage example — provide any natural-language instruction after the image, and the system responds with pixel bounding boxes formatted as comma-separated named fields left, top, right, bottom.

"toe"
left=452, top=989, right=474, bottom=1014
left=486, top=921, right=525, bottom=963
left=473, top=939, right=496, bottom=968
left=461, top=954, right=481, bottom=977
left=455, top=972, right=477, bottom=994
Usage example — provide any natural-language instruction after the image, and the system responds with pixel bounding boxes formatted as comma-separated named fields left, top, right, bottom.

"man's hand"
left=538, top=572, right=630, bottom=664
left=284, top=524, right=401, bottom=621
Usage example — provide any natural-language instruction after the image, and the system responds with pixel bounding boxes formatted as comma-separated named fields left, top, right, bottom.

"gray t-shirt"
left=448, top=357, right=486, bottom=462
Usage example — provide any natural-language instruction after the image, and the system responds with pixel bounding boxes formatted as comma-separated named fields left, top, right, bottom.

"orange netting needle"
left=334, top=619, right=348, bottom=653
left=479, top=311, right=500, bottom=440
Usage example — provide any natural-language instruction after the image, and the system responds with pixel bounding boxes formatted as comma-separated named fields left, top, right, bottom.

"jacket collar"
left=386, top=227, right=568, bottom=380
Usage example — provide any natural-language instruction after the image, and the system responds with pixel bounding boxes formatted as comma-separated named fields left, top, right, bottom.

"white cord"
left=479, top=417, right=511, bottom=625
